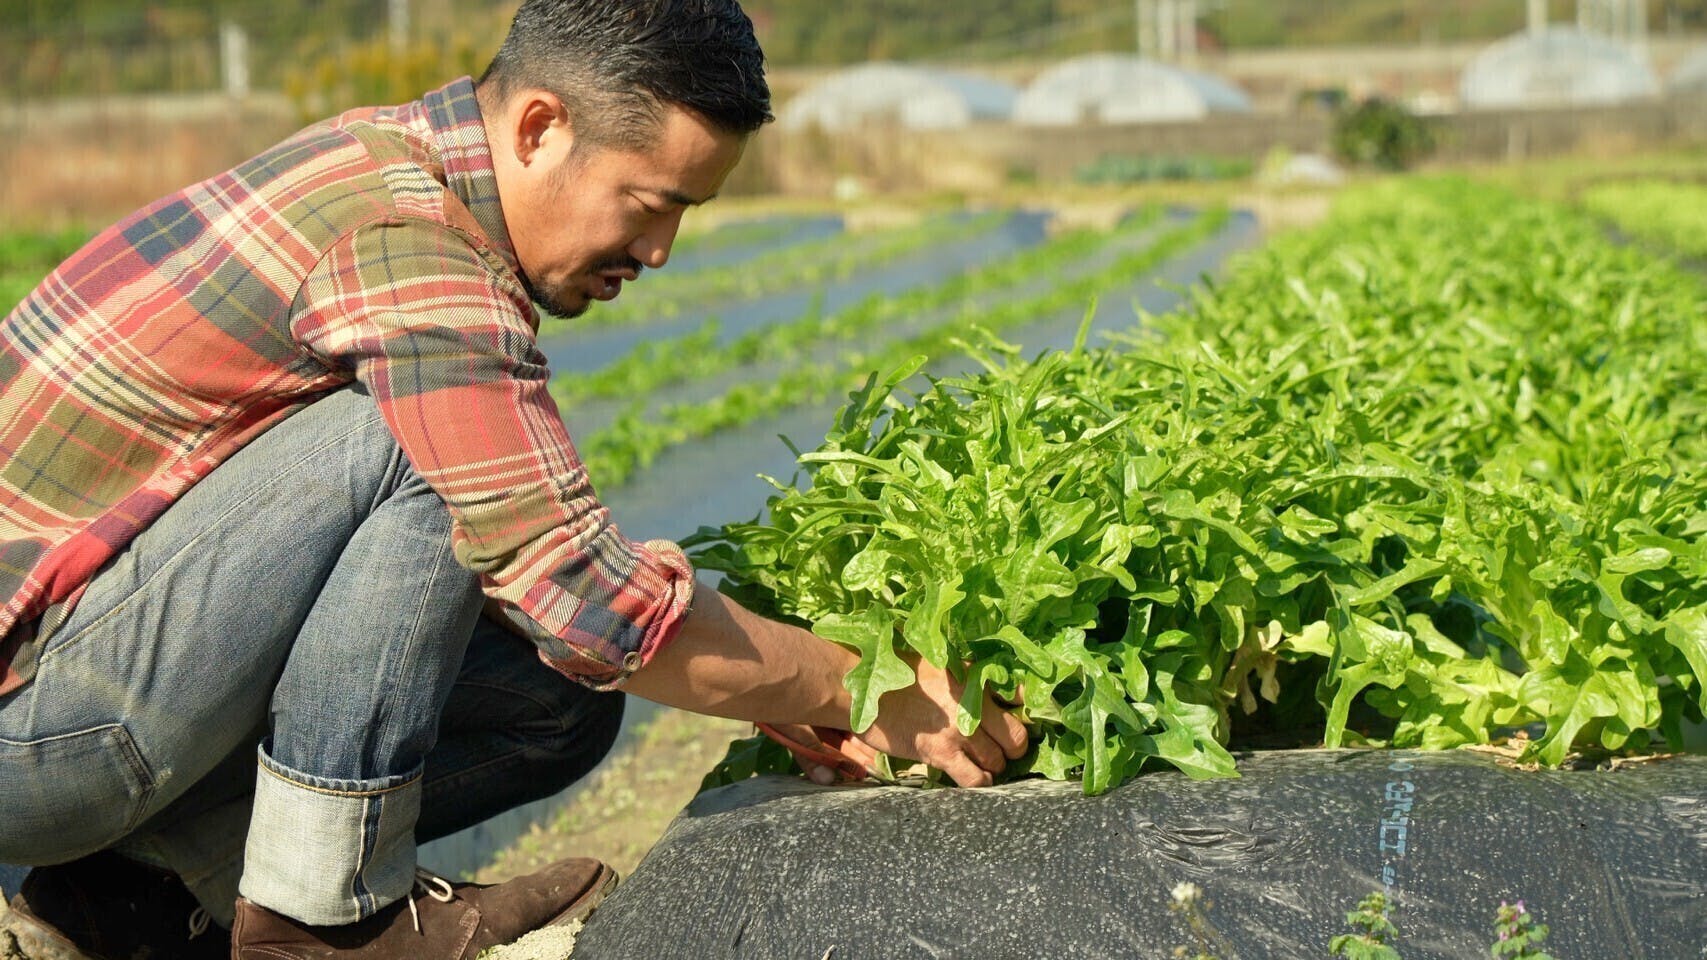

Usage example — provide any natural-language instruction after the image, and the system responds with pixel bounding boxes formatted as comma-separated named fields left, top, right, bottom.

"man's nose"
left=631, top=212, right=684, bottom=270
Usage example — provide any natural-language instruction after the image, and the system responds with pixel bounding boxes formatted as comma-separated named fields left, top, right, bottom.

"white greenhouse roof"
left=1671, top=46, right=1707, bottom=93
left=778, top=63, right=1019, bottom=131
left=1460, top=27, right=1661, bottom=109
left=1014, top=54, right=1252, bottom=126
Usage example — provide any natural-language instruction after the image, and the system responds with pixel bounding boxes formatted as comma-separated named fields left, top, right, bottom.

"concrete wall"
left=772, top=36, right=1707, bottom=115
left=1433, top=95, right=1707, bottom=161
left=762, top=93, right=1707, bottom=194
left=762, top=113, right=1331, bottom=194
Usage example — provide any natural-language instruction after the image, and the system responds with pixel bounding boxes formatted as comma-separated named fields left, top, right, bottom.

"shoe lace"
left=187, top=906, right=212, bottom=939
left=408, top=867, right=457, bottom=934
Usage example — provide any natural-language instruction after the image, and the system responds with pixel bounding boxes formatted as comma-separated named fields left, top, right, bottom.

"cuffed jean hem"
left=238, top=743, right=422, bottom=926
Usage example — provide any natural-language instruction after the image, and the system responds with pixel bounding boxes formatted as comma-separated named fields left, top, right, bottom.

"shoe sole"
left=0, top=900, right=99, bottom=960
left=543, top=864, right=619, bottom=928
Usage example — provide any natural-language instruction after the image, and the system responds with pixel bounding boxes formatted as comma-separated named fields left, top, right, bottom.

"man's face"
left=503, top=102, right=746, bottom=321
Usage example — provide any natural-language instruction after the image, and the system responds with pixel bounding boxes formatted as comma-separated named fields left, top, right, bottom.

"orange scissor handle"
left=755, top=722, right=870, bottom=781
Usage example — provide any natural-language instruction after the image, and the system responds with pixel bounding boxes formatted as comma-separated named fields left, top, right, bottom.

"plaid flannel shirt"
left=0, top=77, right=695, bottom=695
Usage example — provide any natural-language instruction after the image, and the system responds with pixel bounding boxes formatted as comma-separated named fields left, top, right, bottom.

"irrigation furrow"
left=543, top=209, right=1009, bottom=332
left=663, top=215, right=841, bottom=274
left=580, top=208, right=1231, bottom=488
left=550, top=207, right=1171, bottom=410
left=538, top=211, right=1050, bottom=375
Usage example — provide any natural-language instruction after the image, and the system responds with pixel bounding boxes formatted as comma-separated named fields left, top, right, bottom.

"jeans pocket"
left=0, top=723, right=158, bottom=864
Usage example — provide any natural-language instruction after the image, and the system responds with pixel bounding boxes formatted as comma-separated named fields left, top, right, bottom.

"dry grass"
left=0, top=99, right=297, bottom=228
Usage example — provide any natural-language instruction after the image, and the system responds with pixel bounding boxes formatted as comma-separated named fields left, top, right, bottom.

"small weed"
left=1329, top=891, right=1401, bottom=960
left=1168, top=882, right=1238, bottom=960
left=1491, top=901, right=1555, bottom=960
left=1164, top=886, right=1563, bottom=960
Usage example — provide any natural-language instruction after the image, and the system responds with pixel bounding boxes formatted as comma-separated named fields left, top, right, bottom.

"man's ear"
left=510, top=89, right=574, bottom=169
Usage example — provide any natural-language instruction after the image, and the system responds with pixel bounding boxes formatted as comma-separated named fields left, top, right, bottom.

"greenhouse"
left=776, top=62, right=1018, bottom=132
left=1459, top=26, right=1661, bottom=109
left=1670, top=46, right=1707, bottom=94
left=1013, top=53, right=1252, bottom=126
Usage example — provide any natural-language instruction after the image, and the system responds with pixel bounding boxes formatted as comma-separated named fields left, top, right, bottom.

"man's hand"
left=624, top=585, right=1027, bottom=787
left=852, top=657, right=1029, bottom=787
left=764, top=661, right=1028, bottom=788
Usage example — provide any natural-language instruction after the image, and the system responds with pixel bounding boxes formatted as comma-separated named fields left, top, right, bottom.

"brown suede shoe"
left=0, top=851, right=229, bottom=960
left=230, top=858, right=616, bottom=959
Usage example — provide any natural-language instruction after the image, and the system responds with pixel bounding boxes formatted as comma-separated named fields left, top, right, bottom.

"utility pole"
left=1584, top=0, right=1639, bottom=42
left=1579, top=0, right=1607, bottom=35
left=1139, top=0, right=1210, bottom=63
left=1179, top=0, right=1198, bottom=65
left=1629, top=0, right=1649, bottom=54
left=220, top=21, right=250, bottom=99
left=389, top=0, right=410, bottom=56
left=1157, top=0, right=1177, bottom=61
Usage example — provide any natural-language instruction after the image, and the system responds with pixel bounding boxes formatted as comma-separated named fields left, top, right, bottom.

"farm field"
left=486, top=171, right=1707, bottom=957
left=696, top=176, right=1707, bottom=792
left=3, top=164, right=1704, bottom=952
left=0, top=199, right=1259, bottom=902
left=477, top=168, right=1707, bottom=949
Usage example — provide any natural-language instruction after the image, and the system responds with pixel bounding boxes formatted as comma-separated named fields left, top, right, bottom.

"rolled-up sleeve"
left=290, top=215, right=693, bottom=688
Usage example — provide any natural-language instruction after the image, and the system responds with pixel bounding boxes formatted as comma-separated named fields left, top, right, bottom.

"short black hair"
left=477, top=0, right=773, bottom=149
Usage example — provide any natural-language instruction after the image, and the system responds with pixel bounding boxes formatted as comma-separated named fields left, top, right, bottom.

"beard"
left=520, top=272, right=590, bottom=322
left=519, top=255, right=646, bottom=323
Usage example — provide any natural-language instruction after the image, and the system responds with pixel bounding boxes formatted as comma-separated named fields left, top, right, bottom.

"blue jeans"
left=0, top=387, right=622, bottom=926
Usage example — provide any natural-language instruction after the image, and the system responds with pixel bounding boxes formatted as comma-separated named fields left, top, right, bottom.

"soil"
left=472, top=708, right=752, bottom=959
left=476, top=920, right=584, bottom=960
left=478, top=708, right=753, bottom=884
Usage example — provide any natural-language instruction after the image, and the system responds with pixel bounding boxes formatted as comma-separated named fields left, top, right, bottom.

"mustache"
left=592, top=255, right=646, bottom=277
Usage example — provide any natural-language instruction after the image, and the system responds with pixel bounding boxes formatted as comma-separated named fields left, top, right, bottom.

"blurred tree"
left=282, top=29, right=491, bottom=120
left=1332, top=97, right=1435, bottom=170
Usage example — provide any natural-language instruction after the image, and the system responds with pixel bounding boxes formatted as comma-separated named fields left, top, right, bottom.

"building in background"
left=1013, top=53, right=1251, bottom=125
left=778, top=63, right=1018, bottom=132
left=1460, top=25, right=1662, bottom=109
left=1671, top=45, right=1707, bottom=92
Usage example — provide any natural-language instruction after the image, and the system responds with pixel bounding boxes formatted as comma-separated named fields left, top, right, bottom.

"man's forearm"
left=621, top=584, right=858, bottom=729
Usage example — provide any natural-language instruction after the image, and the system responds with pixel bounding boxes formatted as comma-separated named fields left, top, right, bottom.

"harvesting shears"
left=755, top=722, right=872, bottom=782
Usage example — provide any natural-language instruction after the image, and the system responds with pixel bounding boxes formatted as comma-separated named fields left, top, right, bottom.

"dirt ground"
left=469, top=708, right=754, bottom=960
left=478, top=708, right=754, bottom=884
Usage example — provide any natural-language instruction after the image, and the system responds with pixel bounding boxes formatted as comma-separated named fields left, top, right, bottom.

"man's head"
left=476, top=0, right=772, bottom=319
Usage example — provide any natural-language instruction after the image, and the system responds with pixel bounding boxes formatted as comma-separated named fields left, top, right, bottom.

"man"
left=0, top=1, right=1028, bottom=957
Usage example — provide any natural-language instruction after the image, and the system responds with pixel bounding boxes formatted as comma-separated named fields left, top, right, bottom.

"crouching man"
left=0, top=1, right=1026, bottom=957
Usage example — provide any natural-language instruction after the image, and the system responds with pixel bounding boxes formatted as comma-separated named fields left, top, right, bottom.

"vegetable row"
left=690, top=178, right=1707, bottom=794
left=1580, top=178, right=1707, bottom=261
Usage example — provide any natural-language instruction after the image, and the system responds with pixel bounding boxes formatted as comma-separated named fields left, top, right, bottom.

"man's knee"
left=516, top=686, right=625, bottom=795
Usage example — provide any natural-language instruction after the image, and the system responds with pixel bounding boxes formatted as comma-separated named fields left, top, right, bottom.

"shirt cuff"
left=537, top=538, right=696, bottom=692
